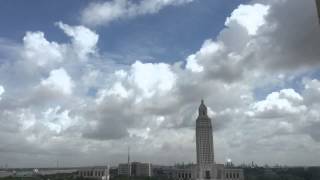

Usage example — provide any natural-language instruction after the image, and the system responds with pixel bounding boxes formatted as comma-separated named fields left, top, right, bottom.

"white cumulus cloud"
left=23, top=31, right=66, bottom=67
left=56, top=22, right=99, bottom=59
left=41, top=68, right=74, bottom=95
left=129, top=61, right=177, bottom=99
left=225, top=4, right=270, bottom=35
left=42, top=106, right=77, bottom=134
left=249, top=89, right=306, bottom=118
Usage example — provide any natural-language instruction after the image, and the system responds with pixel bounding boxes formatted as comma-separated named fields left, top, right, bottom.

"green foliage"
left=244, top=167, right=320, bottom=180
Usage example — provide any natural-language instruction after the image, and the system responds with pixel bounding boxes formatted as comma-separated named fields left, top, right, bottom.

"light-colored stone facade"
left=78, top=166, right=109, bottom=180
left=118, top=162, right=152, bottom=177
left=195, top=100, right=243, bottom=180
left=196, top=100, right=215, bottom=180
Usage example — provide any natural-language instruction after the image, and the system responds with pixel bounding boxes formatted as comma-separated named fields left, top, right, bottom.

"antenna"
left=128, top=146, right=130, bottom=179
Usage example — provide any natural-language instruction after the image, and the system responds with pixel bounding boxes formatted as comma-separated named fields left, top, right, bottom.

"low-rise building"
left=118, top=162, right=152, bottom=177
left=109, top=166, right=118, bottom=179
left=131, top=162, right=152, bottom=177
left=78, top=166, right=109, bottom=180
left=0, top=171, right=13, bottom=178
left=118, top=163, right=130, bottom=176
left=224, top=168, right=244, bottom=180
left=175, top=165, right=197, bottom=180
left=152, top=164, right=196, bottom=180
left=152, top=165, right=176, bottom=179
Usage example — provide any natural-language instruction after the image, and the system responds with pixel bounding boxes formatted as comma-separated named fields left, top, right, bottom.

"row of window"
left=225, top=172, right=240, bottom=179
left=177, top=172, right=192, bottom=179
left=79, top=170, right=106, bottom=177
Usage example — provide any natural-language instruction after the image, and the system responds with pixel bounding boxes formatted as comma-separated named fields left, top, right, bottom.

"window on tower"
left=205, top=171, right=210, bottom=179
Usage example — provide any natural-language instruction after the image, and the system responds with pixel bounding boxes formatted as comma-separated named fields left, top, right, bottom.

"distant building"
left=37, top=169, right=77, bottom=176
left=0, top=171, right=13, bottom=178
left=224, top=167, right=244, bottom=180
left=118, top=163, right=130, bottom=176
left=118, top=162, right=152, bottom=177
left=109, top=166, right=118, bottom=179
left=78, top=166, right=109, bottom=180
left=152, top=165, right=196, bottom=180
left=131, top=162, right=152, bottom=177
left=175, top=165, right=197, bottom=180
left=152, top=165, right=176, bottom=179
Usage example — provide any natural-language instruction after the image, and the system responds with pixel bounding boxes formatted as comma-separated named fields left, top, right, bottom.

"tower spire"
left=199, top=99, right=207, bottom=116
left=128, top=146, right=130, bottom=178
left=128, top=146, right=130, bottom=165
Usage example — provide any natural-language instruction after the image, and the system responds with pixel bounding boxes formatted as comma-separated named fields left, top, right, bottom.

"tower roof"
left=198, top=99, right=207, bottom=117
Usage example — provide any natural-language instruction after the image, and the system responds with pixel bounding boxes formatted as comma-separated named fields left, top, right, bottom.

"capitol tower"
left=196, top=100, right=215, bottom=180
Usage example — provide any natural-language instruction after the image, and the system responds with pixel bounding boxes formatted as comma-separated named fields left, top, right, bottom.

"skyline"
left=0, top=0, right=320, bottom=168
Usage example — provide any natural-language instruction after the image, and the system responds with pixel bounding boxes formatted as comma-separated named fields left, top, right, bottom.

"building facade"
left=152, top=165, right=197, bottom=180
left=224, top=168, right=244, bottom=180
left=131, top=162, right=152, bottom=177
left=196, top=100, right=215, bottom=179
left=118, top=162, right=152, bottom=177
left=195, top=100, right=243, bottom=180
left=118, top=163, right=130, bottom=176
left=78, top=166, right=109, bottom=180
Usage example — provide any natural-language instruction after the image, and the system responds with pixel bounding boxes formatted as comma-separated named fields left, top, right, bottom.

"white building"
left=78, top=166, right=109, bottom=180
left=175, top=165, right=197, bottom=180
left=195, top=100, right=243, bottom=180
left=118, top=162, right=152, bottom=177
left=152, top=165, right=197, bottom=180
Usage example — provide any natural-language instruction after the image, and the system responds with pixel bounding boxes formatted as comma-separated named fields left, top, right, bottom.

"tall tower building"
left=196, top=100, right=215, bottom=180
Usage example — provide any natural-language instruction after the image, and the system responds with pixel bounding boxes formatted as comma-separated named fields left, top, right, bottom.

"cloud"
left=1, top=0, right=320, bottom=167
left=22, top=22, right=99, bottom=68
left=81, top=0, right=194, bottom=26
left=41, top=106, right=79, bottom=134
left=255, top=0, right=320, bottom=70
left=0, top=85, right=4, bottom=100
left=248, top=89, right=306, bottom=118
left=128, top=61, right=177, bottom=99
left=97, top=60, right=177, bottom=103
left=41, top=68, right=74, bottom=95
left=186, top=40, right=222, bottom=73
left=225, top=4, right=270, bottom=35
left=23, top=31, right=66, bottom=67
left=56, top=22, right=99, bottom=59
left=185, top=3, right=270, bottom=82
left=185, top=36, right=246, bottom=83
left=303, top=78, right=320, bottom=105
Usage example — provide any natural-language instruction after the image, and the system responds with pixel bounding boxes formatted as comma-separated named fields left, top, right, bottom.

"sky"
left=0, top=0, right=320, bottom=168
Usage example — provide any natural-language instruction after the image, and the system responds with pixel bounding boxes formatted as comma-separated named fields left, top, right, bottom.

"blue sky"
left=0, top=0, right=249, bottom=63
left=0, top=0, right=320, bottom=167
